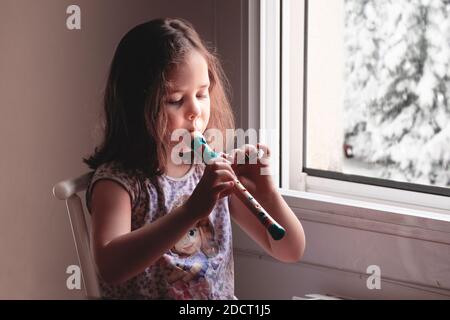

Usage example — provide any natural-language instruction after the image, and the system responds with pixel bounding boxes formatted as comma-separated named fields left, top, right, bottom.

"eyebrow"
left=168, top=83, right=210, bottom=93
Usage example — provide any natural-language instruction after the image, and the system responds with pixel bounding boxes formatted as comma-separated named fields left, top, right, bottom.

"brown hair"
left=84, top=18, right=235, bottom=177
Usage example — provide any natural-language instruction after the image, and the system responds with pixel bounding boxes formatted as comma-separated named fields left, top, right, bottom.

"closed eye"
left=167, top=99, right=183, bottom=106
left=166, top=93, right=208, bottom=106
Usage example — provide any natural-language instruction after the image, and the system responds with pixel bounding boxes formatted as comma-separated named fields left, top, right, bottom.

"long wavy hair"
left=84, top=18, right=235, bottom=177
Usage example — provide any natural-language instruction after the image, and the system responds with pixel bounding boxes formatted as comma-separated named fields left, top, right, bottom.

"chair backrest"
left=53, top=172, right=101, bottom=299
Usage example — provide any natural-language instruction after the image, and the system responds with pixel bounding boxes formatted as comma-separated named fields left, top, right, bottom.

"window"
left=255, top=0, right=449, bottom=212
left=304, top=0, right=450, bottom=197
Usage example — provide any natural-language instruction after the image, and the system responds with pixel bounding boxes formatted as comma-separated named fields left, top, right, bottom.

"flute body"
left=190, top=133, right=286, bottom=240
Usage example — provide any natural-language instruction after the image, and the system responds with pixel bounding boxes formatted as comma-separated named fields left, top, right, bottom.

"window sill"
left=279, top=188, right=450, bottom=245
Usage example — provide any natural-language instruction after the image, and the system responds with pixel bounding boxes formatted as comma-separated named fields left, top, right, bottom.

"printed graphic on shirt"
left=160, top=194, right=220, bottom=299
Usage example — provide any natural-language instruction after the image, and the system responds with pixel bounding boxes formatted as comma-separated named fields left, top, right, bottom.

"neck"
left=165, top=151, right=193, bottom=178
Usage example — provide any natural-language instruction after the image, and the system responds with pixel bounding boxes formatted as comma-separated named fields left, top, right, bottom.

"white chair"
left=53, top=172, right=101, bottom=299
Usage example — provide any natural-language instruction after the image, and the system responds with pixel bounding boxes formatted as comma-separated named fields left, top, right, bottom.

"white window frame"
left=259, top=0, right=281, bottom=186
left=254, top=0, right=450, bottom=242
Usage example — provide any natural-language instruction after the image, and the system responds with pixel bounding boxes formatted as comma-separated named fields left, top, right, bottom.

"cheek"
left=201, top=102, right=211, bottom=123
left=204, top=105, right=211, bottom=119
left=167, top=111, right=182, bottom=128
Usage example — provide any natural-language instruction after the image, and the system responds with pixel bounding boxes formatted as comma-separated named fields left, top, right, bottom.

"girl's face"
left=165, top=50, right=211, bottom=148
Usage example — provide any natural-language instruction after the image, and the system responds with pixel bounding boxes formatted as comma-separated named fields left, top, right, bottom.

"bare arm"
left=90, top=180, right=201, bottom=285
left=230, top=187, right=305, bottom=263
left=90, top=160, right=235, bottom=285
left=228, top=144, right=305, bottom=263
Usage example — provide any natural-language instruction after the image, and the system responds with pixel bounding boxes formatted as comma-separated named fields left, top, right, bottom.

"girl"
left=84, top=18, right=305, bottom=300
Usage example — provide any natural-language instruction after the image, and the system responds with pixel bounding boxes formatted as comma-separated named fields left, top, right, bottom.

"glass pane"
left=306, top=0, right=450, bottom=189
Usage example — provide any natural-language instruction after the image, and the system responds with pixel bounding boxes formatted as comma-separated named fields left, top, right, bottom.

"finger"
left=206, top=157, right=235, bottom=170
left=211, top=156, right=232, bottom=164
left=219, top=151, right=231, bottom=160
left=203, top=155, right=235, bottom=171
left=209, top=168, right=237, bottom=182
left=242, top=144, right=259, bottom=158
left=218, top=184, right=236, bottom=198
left=212, top=181, right=235, bottom=197
left=205, top=155, right=232, bottom=166
left=255, top=144, right=271, bottom=167
left=234, top=144, right=259, bottom=165
left=256, top=143, right=271, bottom=159
left=229, top=148, right=247, bottom=165
left=220, top=152, right=235, bottom=165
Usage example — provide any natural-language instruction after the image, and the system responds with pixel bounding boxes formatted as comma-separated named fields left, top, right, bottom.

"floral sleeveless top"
left=86, top=162, right=236, bottom=300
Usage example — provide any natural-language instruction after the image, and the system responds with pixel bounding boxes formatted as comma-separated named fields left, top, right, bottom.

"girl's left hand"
left=226, top=143, right=276, bottom=197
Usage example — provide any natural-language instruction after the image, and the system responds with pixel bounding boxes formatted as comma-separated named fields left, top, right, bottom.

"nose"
left=185, top=97, right=201, bottom=122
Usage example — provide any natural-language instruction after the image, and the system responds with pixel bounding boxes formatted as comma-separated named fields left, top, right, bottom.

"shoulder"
left=86, top=161, right=143, bottom=213
left=89, top=179, right=133, bottom=216
left=92, top=161, right=141, bottom=183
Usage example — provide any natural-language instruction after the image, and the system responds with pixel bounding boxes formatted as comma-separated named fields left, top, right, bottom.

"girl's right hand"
left=186, top=157, right=236, bottom=220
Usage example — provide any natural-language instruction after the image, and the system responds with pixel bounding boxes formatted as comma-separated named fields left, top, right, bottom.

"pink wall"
left=0, top=0, right=243, bottom=299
